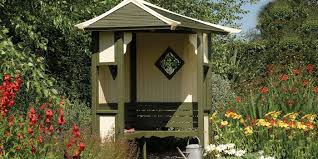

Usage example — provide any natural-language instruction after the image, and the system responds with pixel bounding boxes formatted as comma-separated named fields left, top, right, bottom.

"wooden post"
left=91, top=31, right=99, bottom=135
left=197, top=33, right=204, bottom=144
left=143, top=140, right=147, bottom=159
left=115, top=32, right=125, bottom=137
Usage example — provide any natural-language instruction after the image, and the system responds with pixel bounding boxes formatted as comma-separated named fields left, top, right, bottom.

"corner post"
left=91, top=31, right=99, bottom=135
left=115, top=32, right=125, bottom=137
left=197, top=33, right=205, bottom=145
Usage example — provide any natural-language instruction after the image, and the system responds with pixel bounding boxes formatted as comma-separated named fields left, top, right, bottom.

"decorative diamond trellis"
left=155, top=47, right=184, bottom=80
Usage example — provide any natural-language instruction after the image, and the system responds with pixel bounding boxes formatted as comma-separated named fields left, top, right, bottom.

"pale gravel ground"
left=148, top=152, right=184, bottom=159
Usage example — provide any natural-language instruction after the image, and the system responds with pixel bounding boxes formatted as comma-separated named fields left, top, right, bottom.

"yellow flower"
left=301, top=114, right=317, bottom=122
left=225, top=111, right=242, bottom=120
left=240, top=118, right=245, bottom=124
left=210, top=112, right=218, bottom=121
left=256, top=119, right=271, bottom=128
left=265, top=111, right=281, bottom=119
left=296, top=122, right=307, bottom=130
left=221, top=121, right=229, bottom=127
left=277, top=120, right=289, bottom=129
left=284, top=113, right=299, bottom=121
left=244, top=126, right=253, bottom=135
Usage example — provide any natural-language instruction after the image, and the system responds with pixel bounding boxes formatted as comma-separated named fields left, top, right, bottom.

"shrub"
left=211, top=73, right=235, bottom=111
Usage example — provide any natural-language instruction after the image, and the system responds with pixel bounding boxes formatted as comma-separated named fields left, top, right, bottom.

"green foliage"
left=0, top=27, right=60, bottom=111
left=148, top=0, right=259, bottom=26
left=211, top=73, right=235, bottom=111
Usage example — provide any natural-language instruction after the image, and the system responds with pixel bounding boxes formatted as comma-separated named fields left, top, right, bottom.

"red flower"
left=307, top=64, right=314, bottom=74
left=67, top=139, right=75, bottom=149
left=17, top=132, right=23, bottom=140
left=49, top=125, right=54, bottom=132
left=235, top=97, right=241, bottom=103
left=73, top=124, right=79, bottom=133
left=79, top=142, right=85, bottom=151
left=314, top=87, right=318, bottom=94
left=58, top=109, right=66, bottom=125
left=8, top=115, right=14, bottom=127
left=292, top=69, right=300, bottom=76
left=31, top=146, right=36, bottom=154
left=279, top=74, right=289, bottom=81
left=72, top=124, right=81, bottom=138
left=45, top=109, right=53, bottom=118
left=40, top=103, right=46, bottom=110
left=3, top=74, right=11, bottom=81
left=259, top=87, right=269, bottom=94
left=28, top=127, right=33, bottom=135
left=38, top=136, right=43, bottom=144
left=8, top=100, right=14, bottom=107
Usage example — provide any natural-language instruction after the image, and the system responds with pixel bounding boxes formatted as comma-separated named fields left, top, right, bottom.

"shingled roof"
left=75, top=0, right=240, bottom=34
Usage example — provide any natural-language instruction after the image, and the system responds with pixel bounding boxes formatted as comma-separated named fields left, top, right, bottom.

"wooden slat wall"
left=136, top=33, right=197, bottom=102
left=125, top=102, right=198, bottom=130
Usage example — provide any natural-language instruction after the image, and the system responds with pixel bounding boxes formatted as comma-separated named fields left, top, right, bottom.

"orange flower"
left=236, top=97, right=241, bottom=103
left=259, top=87, right=269, bottom=94
left=307, top=64, right=314, bottom=74
left=314, top=87, right=318, bottom=94
left=292, top=69, right=300, bottom=76
left=279, top=74, right=289, bottom=81
left=303, top=80, right=310, bottom=87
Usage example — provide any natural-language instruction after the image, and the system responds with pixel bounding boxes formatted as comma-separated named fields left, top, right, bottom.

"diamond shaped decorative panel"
left=155, top=47, right=184, bottom=80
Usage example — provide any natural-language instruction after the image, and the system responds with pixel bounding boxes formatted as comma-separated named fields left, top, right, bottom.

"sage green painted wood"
left=84, top=2, right=230, bottom=34
left=97, top=62, right=117, bottom=66
left=125, top=131, right=198, bottom=139
left=96, top=110, right=118, bottom=114
left=91, top=31, right=99, bottom=135
left=87, top=3, right=168, bottom=29
left=97, top=103, right=118, bottom=110
left=125, top=102, right=198, bottom=130
left=197, top=33, right=205, bottom=145
left=115, top=32, right=125, bottom=137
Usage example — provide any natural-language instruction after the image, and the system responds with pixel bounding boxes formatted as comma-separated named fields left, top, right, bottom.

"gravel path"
left=148, top=151, right=184, bottom=159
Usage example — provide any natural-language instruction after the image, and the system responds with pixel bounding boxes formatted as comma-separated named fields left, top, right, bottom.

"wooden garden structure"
left=76, top=0, right=239, bottom=156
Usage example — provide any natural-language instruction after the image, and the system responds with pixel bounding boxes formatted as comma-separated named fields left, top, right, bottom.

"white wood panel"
left=99, top=32, right=115, bottom=63
left=100, top=116, right=115, bottom=141
left=136, top=33, right=197, bottom=102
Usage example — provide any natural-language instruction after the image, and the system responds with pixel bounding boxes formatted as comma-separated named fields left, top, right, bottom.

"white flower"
left=205, top=144, right=216, bottom=153
left=216, top=154, right=221, bottom=158
left=259, top=155, right=275, bottom=159
left=235, top=150, right=246, bottom=157
left=216, top=144, right=227, bottom=152
left=226, top=143, right=235, bottom=149
left=258, top=150, right=264, bottom=155
left=224, top=149, right=236, bottom=155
